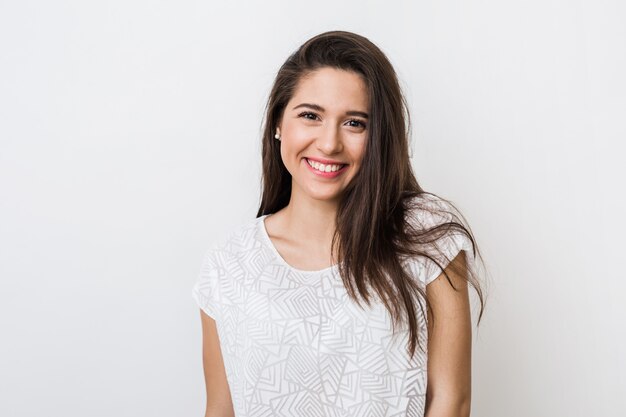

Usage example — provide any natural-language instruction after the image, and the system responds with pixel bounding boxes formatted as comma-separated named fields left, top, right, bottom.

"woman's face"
left=276, top=66, right=369, bottom=204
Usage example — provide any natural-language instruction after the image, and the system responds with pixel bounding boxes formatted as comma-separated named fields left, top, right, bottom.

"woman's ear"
left=275, top=120, right=282, bottom=138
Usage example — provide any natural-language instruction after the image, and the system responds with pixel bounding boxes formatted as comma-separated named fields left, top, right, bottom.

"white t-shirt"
left=192, top=195, right=475, bottom=417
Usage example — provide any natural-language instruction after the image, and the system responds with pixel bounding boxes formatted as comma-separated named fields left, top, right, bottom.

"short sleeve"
left=191, top=248, right=223, bottom=321
left=404, top=194, right=477, bottom=287
left=421, top=231, right=475, bottom=286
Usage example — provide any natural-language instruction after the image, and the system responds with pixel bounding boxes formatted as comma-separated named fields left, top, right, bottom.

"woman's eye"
left=298, top=112, right=319, bottom=120
left=347, top=119, right=367, bottom=129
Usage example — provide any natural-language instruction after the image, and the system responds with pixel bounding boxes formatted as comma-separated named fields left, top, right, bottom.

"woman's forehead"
left=289, top=68, right=369, bottom=113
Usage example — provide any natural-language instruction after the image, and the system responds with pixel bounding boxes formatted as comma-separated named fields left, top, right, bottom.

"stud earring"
left=274, top=131, right=281, bottom=141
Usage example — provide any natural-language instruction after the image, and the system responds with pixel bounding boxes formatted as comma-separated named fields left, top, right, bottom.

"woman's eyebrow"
left=292, top=103, right=369, bottom=119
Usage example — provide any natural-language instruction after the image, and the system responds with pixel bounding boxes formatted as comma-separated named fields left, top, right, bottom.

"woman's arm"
left=199, top=310, right=235, bottom=417
left=424, top=250, right=473, bottom=417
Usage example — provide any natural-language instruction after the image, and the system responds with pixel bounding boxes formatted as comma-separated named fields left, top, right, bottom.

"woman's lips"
left=304, top=158, right=348, bottom=178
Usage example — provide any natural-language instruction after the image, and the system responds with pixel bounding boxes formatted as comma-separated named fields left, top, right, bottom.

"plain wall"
left=1, top=0, right=624, bottom=416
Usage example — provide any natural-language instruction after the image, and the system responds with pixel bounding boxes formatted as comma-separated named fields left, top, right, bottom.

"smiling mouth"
left=305, top=158, right=347, bottom=173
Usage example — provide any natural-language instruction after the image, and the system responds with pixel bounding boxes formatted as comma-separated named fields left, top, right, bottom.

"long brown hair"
left=256, top=30, right=486, bottom=359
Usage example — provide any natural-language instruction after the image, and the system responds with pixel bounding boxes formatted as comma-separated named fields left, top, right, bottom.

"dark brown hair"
left=256, top=30, right=486, bottom=359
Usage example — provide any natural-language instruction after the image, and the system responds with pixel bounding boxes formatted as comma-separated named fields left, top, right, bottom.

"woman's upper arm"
left=425, top=250, right=472, bottom=416
left=199, top=310, right=234, bottom=417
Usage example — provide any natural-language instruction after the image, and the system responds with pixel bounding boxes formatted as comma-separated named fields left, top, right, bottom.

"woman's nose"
left=316, top=124, right=343, bottom=154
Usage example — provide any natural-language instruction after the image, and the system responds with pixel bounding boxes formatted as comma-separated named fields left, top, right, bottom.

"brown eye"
left=347, top=119, right=367, bottom=129
left=298, top=111, right=319, bottom=120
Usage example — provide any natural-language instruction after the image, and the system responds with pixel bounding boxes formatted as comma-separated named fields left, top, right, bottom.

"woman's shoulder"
left=401, top=192, right=478, bottom=285
left=402, top=192, right=475, bottom=259
left=403, top=192, right=459, bottom=229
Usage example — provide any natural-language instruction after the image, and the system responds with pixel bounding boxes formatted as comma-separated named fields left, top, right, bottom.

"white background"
left=1, top=1, right=624, bottom=416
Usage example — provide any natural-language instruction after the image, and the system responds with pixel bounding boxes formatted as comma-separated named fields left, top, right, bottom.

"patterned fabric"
left=192, top=195, right=474, bottom=417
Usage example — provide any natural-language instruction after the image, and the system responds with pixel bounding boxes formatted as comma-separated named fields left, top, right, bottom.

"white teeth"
left=306, top=158, right=344, bottom=172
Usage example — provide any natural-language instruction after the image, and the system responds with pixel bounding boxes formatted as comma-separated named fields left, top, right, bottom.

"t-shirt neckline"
left=257, top=214, right=340, bottom=275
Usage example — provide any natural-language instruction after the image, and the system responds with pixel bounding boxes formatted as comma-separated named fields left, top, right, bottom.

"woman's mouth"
left=304, top=158, right=348, bottom=178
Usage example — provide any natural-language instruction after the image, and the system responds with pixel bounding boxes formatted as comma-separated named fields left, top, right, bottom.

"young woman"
left=192, top=30, right=486, bottom=417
